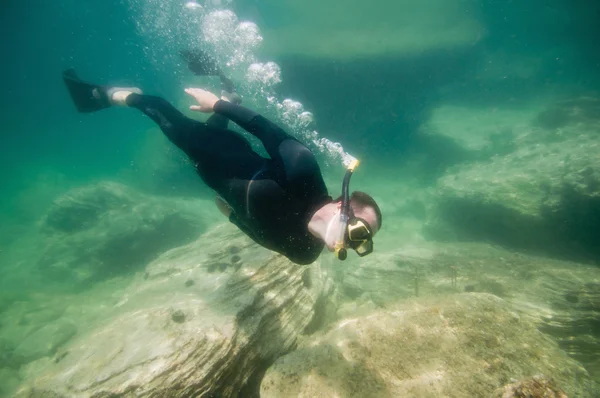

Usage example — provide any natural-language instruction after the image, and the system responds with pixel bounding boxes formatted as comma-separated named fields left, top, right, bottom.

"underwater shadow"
left=186, top=250, right=333, bottom=398
left=427, top=190, right=600, bottom=265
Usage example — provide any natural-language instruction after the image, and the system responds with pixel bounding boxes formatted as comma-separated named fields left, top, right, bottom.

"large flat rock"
left=333, top=242, right=600, bottom=381
left=14, top=223, right=334, bottom=397
left=261, top=293, right=596, bottom=397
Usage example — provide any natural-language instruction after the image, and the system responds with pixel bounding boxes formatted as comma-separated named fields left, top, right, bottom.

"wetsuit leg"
left=126, top=93, right=202, bottom=156
left=125, top=93, right=265, bottom=190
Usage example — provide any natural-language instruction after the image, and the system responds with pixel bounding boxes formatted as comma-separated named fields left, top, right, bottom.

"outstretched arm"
left=184, top=88, right=326, bottom=196
left=185, top=88, right=293, bottom=159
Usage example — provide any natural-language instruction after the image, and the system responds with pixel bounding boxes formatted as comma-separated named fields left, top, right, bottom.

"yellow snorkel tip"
left=347, top=158, right=360, bottom=172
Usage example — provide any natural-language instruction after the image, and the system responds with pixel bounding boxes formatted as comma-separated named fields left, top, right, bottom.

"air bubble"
left=128, top=0, right=355, bottom=167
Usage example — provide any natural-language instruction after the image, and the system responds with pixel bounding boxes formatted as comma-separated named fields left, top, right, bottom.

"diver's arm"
left=214, top=101, right=326, bottom=191
left=185, top=88, right=293, bottom=157
left=212, top=101, right=327, bottom=193
left=212, top=100, right=293, bottom=155
left=185, top=88, right=313, bottom=181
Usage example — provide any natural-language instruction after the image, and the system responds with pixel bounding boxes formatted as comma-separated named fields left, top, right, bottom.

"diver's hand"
left=185, top=88, right=219, bottom=112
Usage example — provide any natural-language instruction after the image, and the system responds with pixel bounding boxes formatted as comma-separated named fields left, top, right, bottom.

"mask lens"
left=346, top=218, right=374, bottom=256
left=348, top=219, right=372, bottom=241
left=355, top=240, right=373, bottom=256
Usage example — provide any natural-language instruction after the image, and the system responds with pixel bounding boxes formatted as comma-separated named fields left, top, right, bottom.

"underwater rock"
left=15, top=223, right=335, bottom=398
left=184, top=279, right=195, bottom=287
left=421, top=104, right=533, bottom=153
left=494, top=374, right=567, bottom=398
left=261, top=293, right=595, bottom=398
left=13, top=321, right=77, bottom=365
left=43, top=182, right=138, bottom=233
left=334, top=242, right=600, bottom=381
left=338, top=246, right=436, bottom=306
left=170, top=309, right=186, bottom=324
left=37, top=181, right=207, bottom=286
left=428, top=117, right=600, bottom=263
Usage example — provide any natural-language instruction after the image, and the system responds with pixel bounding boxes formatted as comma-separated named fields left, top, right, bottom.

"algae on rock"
left=261, top=293, right=596, bottom=397
left=333, top=242, right=600, bottom=381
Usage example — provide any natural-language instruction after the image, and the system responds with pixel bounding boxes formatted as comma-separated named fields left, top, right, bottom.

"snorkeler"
left=61, top=50, right=382, bottom=265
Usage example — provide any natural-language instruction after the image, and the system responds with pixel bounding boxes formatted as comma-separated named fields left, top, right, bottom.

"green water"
left=1, top=0, right=600, bottom=396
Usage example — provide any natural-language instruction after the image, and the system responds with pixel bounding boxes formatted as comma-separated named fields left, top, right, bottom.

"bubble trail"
left=129, top=0, right=356, bottom=168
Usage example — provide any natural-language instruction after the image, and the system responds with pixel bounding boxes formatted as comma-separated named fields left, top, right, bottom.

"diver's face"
left=353, top=206, right=379, bottom=235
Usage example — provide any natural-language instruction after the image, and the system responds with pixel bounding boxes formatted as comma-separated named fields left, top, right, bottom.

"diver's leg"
left=125, top=93, right=264, bottom=190
left=125, top=93, right=205, bottom=156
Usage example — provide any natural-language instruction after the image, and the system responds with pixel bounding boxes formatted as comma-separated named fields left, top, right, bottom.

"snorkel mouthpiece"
left=335, top=157, right=360, bottom=261
left=334, top=212, right=349, bottom=260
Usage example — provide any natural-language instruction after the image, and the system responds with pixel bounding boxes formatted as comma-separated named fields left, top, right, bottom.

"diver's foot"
left=221, top=90, right=242, bottom=105
left=107, top=87, right=143, bottom=106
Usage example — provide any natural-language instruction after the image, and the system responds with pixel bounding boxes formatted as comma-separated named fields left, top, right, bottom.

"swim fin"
left=62, top=69, right=111, bottom=113
left=179, top=49, right=236, bottom=94
left=180, top=49, right=221, bottom=76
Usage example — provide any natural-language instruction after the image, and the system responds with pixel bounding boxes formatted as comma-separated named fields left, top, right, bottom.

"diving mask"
left=346, top=216, right=374, bottom=257
left=334, top=159, right=374, bottom=260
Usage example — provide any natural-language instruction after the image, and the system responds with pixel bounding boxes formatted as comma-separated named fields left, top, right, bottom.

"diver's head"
left=330, top=191, right=382, bottom=260
left=347, top=191, right=382, bottom=233
left=310, top=158, right=382, bottom=260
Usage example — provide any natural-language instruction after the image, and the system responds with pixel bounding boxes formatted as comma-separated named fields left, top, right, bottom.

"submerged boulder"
left=38, top=182, right=208, bottom=286
left=426, top=98, right=600, bottom=263
left=15, top=223, right=334, bottom=397
left=333, top=242, right=600, bottom=381
left=261, top=293, right=595, bottom=397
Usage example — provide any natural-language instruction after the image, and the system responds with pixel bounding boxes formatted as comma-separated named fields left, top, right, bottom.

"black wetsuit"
left=126, top=94, right=331, bottom=264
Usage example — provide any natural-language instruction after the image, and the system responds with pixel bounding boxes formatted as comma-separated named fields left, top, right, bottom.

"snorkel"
left=335, top=157, right=360, bottom=261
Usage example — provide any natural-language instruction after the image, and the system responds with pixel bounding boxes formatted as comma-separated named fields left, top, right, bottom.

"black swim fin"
left=179, top=49, right=236, bottom=94
left=180, top=49, right=221, bottom=76
left=62, top=69, right=111, bottom=113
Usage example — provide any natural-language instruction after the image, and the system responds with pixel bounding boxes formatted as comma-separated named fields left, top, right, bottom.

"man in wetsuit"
left=62, top=62, right=382, bottom=265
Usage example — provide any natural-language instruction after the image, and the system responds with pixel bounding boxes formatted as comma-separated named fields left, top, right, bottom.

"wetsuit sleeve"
left=214, top=100, right=326, bottom=196
left=213, top=100, right=290, bottom=157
